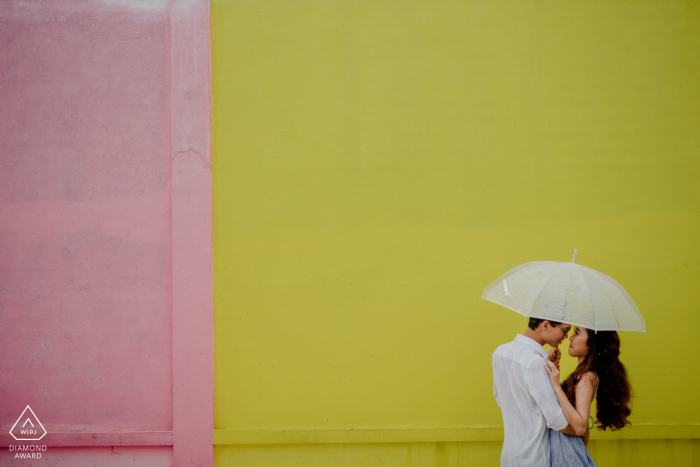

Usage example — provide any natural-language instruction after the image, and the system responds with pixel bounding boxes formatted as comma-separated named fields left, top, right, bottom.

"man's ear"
left=541, top=320, right=550, bottom=331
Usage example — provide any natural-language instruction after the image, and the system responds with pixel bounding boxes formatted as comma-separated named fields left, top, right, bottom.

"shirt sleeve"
left=492, top=355, right=501, bottom=407
left=523, top=357, right=568, bottom=431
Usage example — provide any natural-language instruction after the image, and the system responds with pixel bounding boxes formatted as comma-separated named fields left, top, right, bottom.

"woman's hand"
left=544, top=359, right=561, bottom=388
left=547, top=347, right=561, bottom=370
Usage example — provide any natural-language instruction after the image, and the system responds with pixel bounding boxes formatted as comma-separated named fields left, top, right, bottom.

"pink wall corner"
left=170, top=0, right=214, bottom=466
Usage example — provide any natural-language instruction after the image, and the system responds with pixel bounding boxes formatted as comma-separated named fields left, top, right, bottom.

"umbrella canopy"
left=480, top=251, right=646, bottom=333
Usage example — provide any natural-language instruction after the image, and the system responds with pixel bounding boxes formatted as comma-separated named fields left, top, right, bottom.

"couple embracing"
left=492, top=318, right=632, bottom=467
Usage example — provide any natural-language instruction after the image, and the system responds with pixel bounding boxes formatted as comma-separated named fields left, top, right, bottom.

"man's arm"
left=523, top=358, right=569, bottom=431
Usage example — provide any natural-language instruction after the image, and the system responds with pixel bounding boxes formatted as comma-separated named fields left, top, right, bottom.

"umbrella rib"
left=579, top=266, right=596, bottom=332
left=526, top=263, right=568, bottom=318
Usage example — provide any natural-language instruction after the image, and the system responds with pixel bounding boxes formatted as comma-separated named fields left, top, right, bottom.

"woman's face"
left=568, top=326, right=590, bottom=358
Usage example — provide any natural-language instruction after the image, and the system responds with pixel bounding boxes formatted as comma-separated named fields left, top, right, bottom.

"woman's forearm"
left=552, top=385, right=588, bottom=435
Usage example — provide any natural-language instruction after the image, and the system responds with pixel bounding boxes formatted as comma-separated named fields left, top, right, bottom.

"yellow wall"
left=212, top=0, right=700, bottom=465
left=214, top=441, right=700, bottom=467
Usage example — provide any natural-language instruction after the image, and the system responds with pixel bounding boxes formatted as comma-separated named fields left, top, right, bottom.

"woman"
left=544, top=326, right=632, bottom=467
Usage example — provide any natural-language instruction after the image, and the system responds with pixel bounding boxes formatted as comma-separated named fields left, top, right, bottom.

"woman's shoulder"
left=576, top=371, right=598, bottom=388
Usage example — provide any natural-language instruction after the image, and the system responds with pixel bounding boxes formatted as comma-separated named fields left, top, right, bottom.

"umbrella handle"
left=572, top=249, right=577, bottom=264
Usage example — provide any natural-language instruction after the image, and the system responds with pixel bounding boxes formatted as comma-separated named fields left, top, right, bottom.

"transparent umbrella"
left=480, top=250, right=646, bottom=333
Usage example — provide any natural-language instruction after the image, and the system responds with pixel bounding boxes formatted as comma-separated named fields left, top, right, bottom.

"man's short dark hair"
left=528, top=317, right=562, bottom=330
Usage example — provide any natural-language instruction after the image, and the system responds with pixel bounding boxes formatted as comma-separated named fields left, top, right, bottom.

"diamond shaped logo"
left=10, top=406, right=46, bottom=441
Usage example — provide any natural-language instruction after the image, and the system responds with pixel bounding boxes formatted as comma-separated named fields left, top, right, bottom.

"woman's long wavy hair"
left=561, top=329, right=632, bottom=431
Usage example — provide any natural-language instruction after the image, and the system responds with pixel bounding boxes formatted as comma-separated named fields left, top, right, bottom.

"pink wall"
left=0, top=0, right=212, bottom=465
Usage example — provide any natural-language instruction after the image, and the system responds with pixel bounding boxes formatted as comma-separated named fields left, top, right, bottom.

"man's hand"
left=581, top=429, right=590, bottom=446
left=547, top=347, right=561, bottom=370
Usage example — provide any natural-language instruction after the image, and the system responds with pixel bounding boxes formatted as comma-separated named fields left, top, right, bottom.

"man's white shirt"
left=492, top=334, right=569, bottom=467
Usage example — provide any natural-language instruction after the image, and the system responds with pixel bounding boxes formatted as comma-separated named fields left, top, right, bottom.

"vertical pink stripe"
left=170, top=0, right=213, bottom=465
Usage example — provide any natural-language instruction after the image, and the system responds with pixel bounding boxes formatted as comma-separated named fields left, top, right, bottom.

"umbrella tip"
left=572, top=249, right=577, bottom=264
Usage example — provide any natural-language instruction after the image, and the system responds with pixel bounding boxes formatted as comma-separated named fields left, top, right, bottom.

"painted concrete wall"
left=212, top=0, right=700, bottom=466
left=0, top=0, right=212, bottom=465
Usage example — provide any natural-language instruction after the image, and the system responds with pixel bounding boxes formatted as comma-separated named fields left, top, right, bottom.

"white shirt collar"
left=514, top=334, right=549, bottom=358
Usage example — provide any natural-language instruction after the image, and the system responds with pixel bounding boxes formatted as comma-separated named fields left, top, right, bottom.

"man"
left=492, top=318, right=573, bottom=466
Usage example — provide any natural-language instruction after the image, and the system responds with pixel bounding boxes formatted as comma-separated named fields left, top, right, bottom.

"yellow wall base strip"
left=214, top=424, right=700, bottom=445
